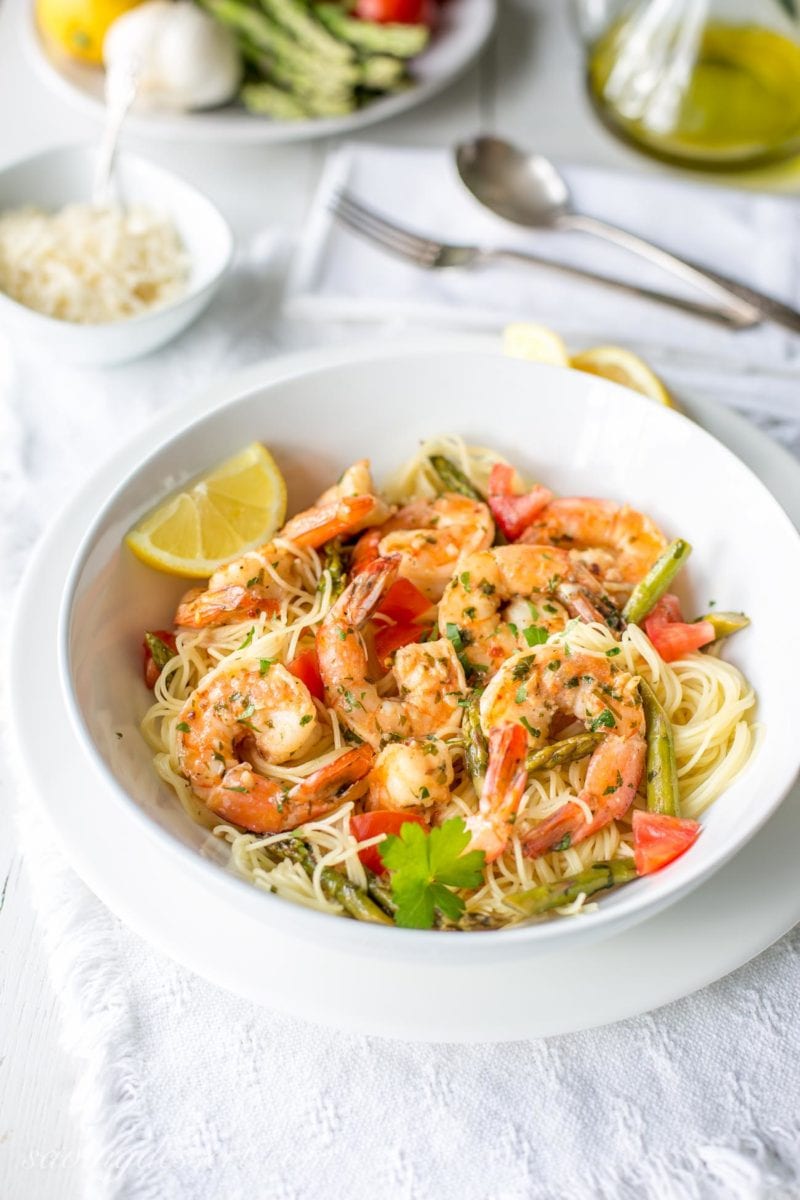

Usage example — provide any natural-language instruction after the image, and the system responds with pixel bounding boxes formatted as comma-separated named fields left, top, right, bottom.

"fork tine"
left=332, top=191, right=439, bottom=258
left=330, top=203, right=433, bottom=267
left=330, top=192, right=431, bottom=259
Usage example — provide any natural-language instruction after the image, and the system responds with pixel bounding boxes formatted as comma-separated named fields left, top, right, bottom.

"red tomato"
left=374, top=621, right=432, bottom=666
left=643, top=594, right=715, bottom=663
left=633, top=810, right=701, bottom=875
left=350, top=810, right=428, bottom=873
left=487, top=463, right=553, bottom=541
left=142, top=630, right=176, bottom=689
left=355, top=0, right=434, bottom=24
left=378, top=578, right=432, bottom=623
left=287, top=648, right=325, bottom=701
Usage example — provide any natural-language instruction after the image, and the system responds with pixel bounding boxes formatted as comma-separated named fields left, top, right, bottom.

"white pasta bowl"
left=59, top=347, right=800, bottom=964
left=0, top=144, right=232, bottom=366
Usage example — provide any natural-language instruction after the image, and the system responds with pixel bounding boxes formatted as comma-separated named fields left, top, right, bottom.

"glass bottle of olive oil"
left=577, top=0, right=800, bottom=169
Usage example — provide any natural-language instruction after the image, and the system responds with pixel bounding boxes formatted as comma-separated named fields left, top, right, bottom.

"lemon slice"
left=125, top=443, right=287, bottom=578
left=570, top=345, right=673, bottom=407
left=503, top=322, right=570, bottom=367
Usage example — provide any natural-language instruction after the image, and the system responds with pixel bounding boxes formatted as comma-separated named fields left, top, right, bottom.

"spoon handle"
left=562, top=213, right=800, bottom=334
left=487, top=248, right=754, bottom=329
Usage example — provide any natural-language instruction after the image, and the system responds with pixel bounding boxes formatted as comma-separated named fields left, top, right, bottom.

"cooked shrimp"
left=178, top=660, right=321, bottom=787
left=281, top=459, right=391, bottom=547
left=176, top=659, right=373, bottom=832
left=206, top=747, right=373, bottom=834
left=316, top=555, right=468, bottom=748
left=367, top=737, right=454, bottom=813
left=351, top=494, right=494, bottom=600
left=176, top=461, right=390, bottom=629
left=464, top=725, right=529, bottom=863
left=479, top=642, right=645, bottom=858
left=521, top=498, right=667, bottom=586
left=437, top=545, right=623, bottom=676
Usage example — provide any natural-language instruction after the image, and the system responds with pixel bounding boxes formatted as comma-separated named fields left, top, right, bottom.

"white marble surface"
left=1, top=1, right=799, bottom=1196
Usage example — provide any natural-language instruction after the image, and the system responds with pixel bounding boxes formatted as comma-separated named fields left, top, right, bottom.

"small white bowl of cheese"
left=0, top=144, right=233, bottom=366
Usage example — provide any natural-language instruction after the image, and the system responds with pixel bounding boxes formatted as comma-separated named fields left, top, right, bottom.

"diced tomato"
left=142, top=630, right=176, bottom=689
left=350, top=810, right=428, bottom=874
left=287, top=648, right=325, bottom=701
left=374, top=621, right=432, bottom=666
left=643, top=594, right=715, bottom=663
left=355, top=0, right=434, bottom=24
left=487, top=463, right=553, bottom=541
left=378, top=577, right=432, bottom=623
left=633, top=810, right=701, bottom=875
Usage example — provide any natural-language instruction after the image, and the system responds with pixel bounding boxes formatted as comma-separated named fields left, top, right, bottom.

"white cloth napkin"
left=287, top=143, right=800, bottom=425
left=3, top=153, right=800, bottom=1200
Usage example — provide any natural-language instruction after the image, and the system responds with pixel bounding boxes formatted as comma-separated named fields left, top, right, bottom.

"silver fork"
left=330, top=190, right=757, bottom=331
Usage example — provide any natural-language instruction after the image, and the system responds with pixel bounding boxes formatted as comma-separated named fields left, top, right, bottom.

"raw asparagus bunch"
left=198, top=0, right=429, bottom=119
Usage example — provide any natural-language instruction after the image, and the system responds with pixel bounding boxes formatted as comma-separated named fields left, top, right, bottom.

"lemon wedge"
left=125, top=443, right=287, bottom=578
left=502, top=322, right=570, bottom=367
left=569, top=345, right=673, bottom=407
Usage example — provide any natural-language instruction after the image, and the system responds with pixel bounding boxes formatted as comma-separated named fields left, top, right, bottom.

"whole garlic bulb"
left=103, top=0, right=242, bottom=111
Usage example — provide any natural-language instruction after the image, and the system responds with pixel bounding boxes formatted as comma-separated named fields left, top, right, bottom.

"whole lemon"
left=36, top=0, right=145, bottom=65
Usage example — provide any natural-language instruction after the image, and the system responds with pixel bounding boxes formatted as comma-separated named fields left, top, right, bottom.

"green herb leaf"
left=238, top=627, right=256, bottom=651
left=589, top=708, right=616, bottom=732
left=176, top=721, right=190, bottom=734
left=379, top=817, right=485, bottom=929
left=606, top=646, right=622, bottom=657
left=523, top=625, right=548, bottom=647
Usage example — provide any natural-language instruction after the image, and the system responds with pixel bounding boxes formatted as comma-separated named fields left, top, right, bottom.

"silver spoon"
left=456, top=136, right=800, bottom=335
left=92, top=58, right=138, bottom=207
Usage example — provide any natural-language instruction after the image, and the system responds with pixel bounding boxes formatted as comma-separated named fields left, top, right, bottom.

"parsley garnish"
left=589, top=708, right=616, bottom=732
left=176, top=721, right=190, bottom=733
left=514, top=684, right=527, bottom=704
left=460, top=571, right=471, bottom=592
left=379, top=817, right=485, bottom=929
left=523, top=625, right=548, bottom=647
left=259, top=658, right=274, bottom=676
left=300, top=714, right=313, bottom=726
left=606, top=647, right=622, bottom=657
left=238, top=627, right=256, bottom=651
left=520, top=716, right=540, bottom=738
left=225, top=785, right=249, bottom=794
left=507, top=621, right=518, bottom=637
left=553, top=834, right=571, bottom=851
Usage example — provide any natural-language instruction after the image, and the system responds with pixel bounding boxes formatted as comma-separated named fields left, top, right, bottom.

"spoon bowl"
left=456, top=135, right=571, bottom=227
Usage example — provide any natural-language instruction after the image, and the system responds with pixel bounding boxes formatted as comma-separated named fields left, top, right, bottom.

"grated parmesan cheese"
left=0, top=203, right=190, bottom=324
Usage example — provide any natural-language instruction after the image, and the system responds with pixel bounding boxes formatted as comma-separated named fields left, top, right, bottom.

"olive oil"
left=588, top=21, right=800, bottom=169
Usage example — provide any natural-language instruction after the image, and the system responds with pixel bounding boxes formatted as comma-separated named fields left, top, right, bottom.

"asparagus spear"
left=526, top=731, right=603, bottom=774
left=507, top=859, right=637, bottom=917
left=240, top=82, right=312, bottom=118
left=428, top=455, right=485, bottom=500
left=314, top=3, right=430, bottom=57
left=271, top=840, right=394, bottom=924
left=701, top=611, right=750, bottom=642
left=639, top=679, right=681, bottom=817
left=623, top=538, right=692, bottom=625
left=320, top=539, right=348, bottom=598
left=463, top=694, right=488, bottom=790
left=359, top=54, right=409, bottom=91
left=260, top=0, right=355, bottom=63
left=365, top=868, right=397, bottom=916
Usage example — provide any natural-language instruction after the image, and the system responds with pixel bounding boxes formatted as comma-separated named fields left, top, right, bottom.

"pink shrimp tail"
left=467, top=725, right=529, bottom=863
left=340, top=554, right=402, bottom=625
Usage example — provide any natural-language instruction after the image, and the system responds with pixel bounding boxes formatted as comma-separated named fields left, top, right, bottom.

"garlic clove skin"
left=103, top=0, right=242, bottom=113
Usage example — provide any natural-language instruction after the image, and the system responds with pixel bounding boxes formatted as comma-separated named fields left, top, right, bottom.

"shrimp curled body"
left=438, top=545, right=622, bottom=677
left=177, top=659, right=373, bottom=832
left=317, top=555, right=468, bottom=749
left=479, top=642, right=646, bottom=859
left=521, top=498, right=667, bottom=588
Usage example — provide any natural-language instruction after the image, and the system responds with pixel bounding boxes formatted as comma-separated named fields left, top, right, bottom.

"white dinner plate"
left=22, top=0, right=496, bottom=143
left=9, top=336, right=800, bottom=1041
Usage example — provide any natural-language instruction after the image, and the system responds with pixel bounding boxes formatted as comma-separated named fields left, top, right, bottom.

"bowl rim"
left=56, top=341, right=800, bottom=961
left=0, top=141, right=234, bottom=332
